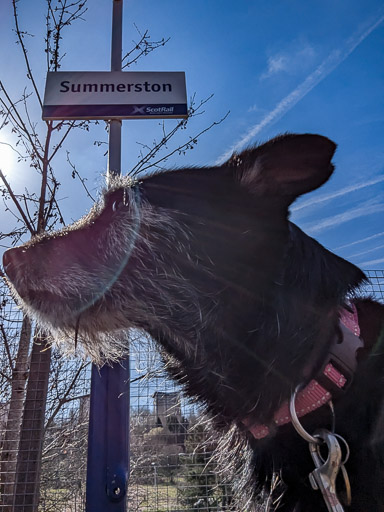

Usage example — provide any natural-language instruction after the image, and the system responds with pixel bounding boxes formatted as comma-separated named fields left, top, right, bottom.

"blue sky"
left=0, top=0, right=383, bottom=269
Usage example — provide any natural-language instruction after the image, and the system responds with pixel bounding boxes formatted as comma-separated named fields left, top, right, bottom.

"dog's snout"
left=3, top=247, right=25, bottom=282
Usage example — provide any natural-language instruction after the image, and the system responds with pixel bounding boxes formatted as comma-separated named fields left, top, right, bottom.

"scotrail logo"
left=131, top=105, right=175, bottom=115
left=131, top=106, right=146, bottom=115
left=146, top=106, right=175, bottom=114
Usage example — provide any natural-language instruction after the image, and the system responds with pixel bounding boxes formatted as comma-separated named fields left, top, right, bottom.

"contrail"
left=303, top=200, right=384, bottom=235
left=350, top=243, right=384, bottom=259
left=291, top=175, right=384, bottom=215
left=215, top=10, right=384, bottom=164
left=335, top=231, right=384, bottom=251
left=360, top=257, right=384, bottom=268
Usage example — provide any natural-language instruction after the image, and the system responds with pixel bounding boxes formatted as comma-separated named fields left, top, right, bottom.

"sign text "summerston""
left=60, top=81, right=173, bottom=94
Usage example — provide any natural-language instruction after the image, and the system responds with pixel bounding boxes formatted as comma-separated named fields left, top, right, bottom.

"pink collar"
left=244, top=305, right=363, bottom=440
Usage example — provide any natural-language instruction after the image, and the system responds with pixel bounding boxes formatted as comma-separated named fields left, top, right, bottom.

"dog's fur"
left=3, top=134, right=384, bottom=511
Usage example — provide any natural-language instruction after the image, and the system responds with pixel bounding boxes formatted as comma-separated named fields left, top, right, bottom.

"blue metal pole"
left=86, top=2, right=130, bottom=511
left=86, top=363, right=130, bottom=510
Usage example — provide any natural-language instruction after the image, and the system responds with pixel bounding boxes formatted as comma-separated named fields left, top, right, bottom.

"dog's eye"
left=111, top=189, right=128, bottom=212
left=112, top=200, right=125, bottom=212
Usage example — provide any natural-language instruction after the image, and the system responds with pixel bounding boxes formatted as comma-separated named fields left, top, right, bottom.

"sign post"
left=41, top=2, right=187, bottom=510
left=86, top=3, right=129, bottom=511
left=108, top=0, right=123, bottom=177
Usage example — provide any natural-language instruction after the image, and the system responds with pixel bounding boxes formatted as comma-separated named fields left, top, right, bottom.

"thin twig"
left=12, top=0, right=43, bottom=109
left=0, top=324, right=14, bottom=370
left=0, top=370, right=11, bottom=383
left=44, top=362, right=90, bottom=432
left=0, top=82, right=43, bottom=162
left=0, top=169, right=36, bottom=234
left=48, top=121, right=76, bottom=163
left=22, top=194, right=35, bottom=227
left=66, top=151, right=95, bottom=201
left=37, top=121, right=53, bottom=233
left=0, top=141, right=25, bottom=160
left=43, top=177, right=58, bottom=227
left=131, top=110, right=230, bottom=177
left=122, top=24, right=170, bottom=69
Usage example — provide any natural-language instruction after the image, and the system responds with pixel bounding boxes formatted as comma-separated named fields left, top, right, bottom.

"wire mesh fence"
left=128, top=339, right=233, bottom=512
left=0, top=270, right=383, bottom=511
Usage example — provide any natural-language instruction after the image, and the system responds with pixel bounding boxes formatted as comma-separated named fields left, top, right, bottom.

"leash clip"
left=289, top=389, right=352, bottom=511
left=309, top=429, right=345, bottom=512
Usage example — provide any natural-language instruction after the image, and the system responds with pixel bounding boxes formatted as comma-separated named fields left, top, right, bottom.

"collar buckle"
left=316, top=322, right=363, bottom=398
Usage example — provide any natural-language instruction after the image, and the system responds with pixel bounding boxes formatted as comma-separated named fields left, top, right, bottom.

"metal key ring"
left=334, top=433, right=350, bottom=465
left=289, top=385, right=322, bottom=444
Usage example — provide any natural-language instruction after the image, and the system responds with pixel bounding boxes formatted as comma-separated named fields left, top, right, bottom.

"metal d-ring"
left=334, top=433, right=350, bottom=465
left=289, top=385, right=322, bottom=444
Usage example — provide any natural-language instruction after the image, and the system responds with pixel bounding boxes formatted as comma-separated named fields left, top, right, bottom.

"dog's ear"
left=228, top=134, right=336, bottom=203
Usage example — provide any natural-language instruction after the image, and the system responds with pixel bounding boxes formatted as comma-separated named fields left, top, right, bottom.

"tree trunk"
left=12, top=332, right=51, bottom=512
left=0, top=315, right=32, bottom=511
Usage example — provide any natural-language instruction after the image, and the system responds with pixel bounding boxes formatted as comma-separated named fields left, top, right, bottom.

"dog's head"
left=3, top=133, right=365, bottom=422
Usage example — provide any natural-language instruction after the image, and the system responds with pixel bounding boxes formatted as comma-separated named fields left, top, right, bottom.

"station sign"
left=42, top=71, right=188, bottom=120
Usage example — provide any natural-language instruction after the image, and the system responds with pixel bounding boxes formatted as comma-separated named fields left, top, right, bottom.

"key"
left=308, top=429, right=345, bottom=512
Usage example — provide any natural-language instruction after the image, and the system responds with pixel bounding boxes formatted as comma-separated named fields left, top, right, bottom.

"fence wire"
left=0, top=270, right=383, bottom=511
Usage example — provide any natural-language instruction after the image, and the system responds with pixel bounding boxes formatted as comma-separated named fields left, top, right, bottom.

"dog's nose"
left=3, top=247, right=23, bottom=282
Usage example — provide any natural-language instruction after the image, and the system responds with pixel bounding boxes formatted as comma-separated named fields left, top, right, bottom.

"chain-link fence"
left=1, top=270, right=383, bottom=511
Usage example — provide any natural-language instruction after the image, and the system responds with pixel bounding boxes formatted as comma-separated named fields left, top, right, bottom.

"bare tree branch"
left=37, top=121, right=53, bottom=233
left=0, top=140, right=26, bottom=161
left=1, top=323, right=14, bottom=370
left=0, top=169, right=36, bottom=234
left=122, top=24, right=170, bottom=69
left=22, top=193, right=36, bottom=228
left=44, top=362, right=90, bottom=431
left=43, top=176, right=59, bottom=227
left=12, top=0, right=43, bottom=109
left=66, top=151, right=95, bottom=201
left=48, top=121, right=76, bottom=162
left=130, top=95, right=230, bottom=176
left=0, top=81, right=44, bottom=163
left=46, top=0, right=88, bottom=72
left=0, top=369, right=11, bottom=383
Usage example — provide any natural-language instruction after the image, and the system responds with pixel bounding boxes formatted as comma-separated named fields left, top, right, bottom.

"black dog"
left=3, top=134, right=384, bottom=511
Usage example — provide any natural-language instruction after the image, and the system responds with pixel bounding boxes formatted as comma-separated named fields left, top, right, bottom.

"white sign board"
left=42, top=71, right=188, bottom=120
